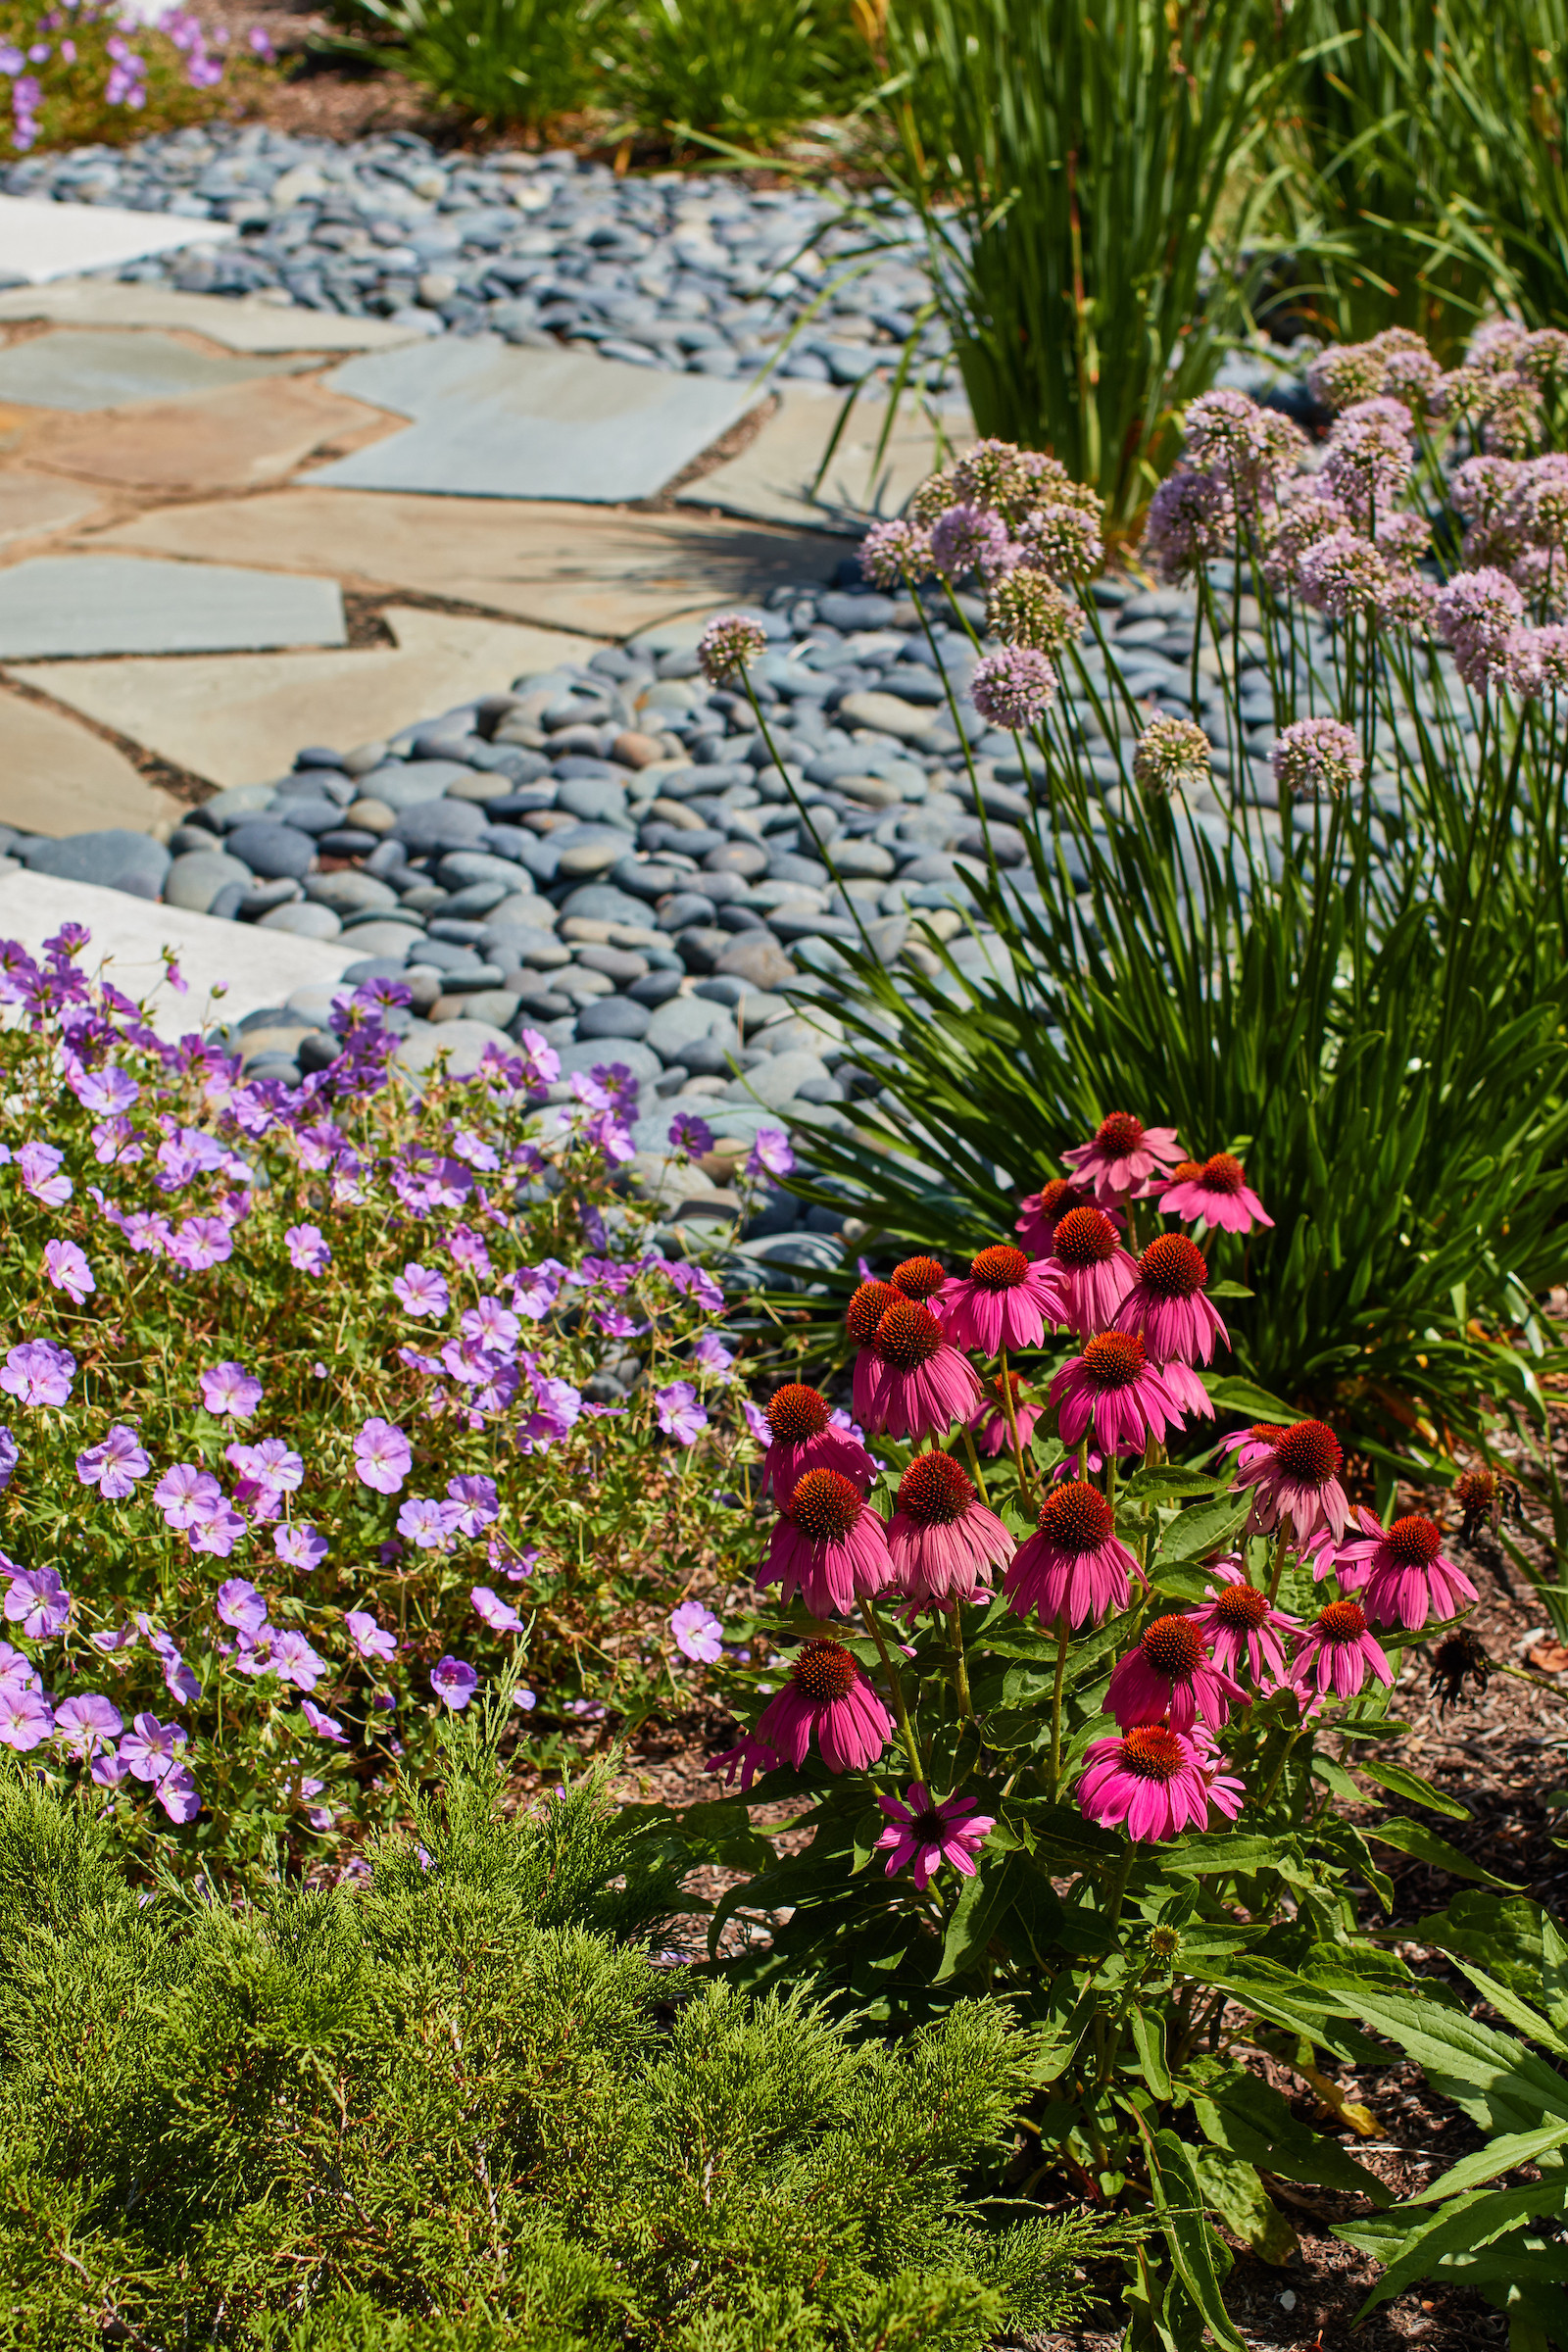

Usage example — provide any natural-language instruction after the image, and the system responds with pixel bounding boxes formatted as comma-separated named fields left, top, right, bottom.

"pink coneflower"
left=1061, top=1112, right=1184, bottom=1204
left=1112, top=1233, right=1228, bottom=1365
left=1333, top=1508, right=1479, bottom=1632
left=886, top=1450, right=1013, bottom=1605
left=1043, top=1205, right=1141, bottom=1337
left=705, top=1728, right=782, bottom=1789
left=1050, top=1331, right=1184, bottom=1457
left=969, top=1369, right=1043, bottom=1457
left=939, top=1244, right=1058, bottom=1355
left=1157, top=1152, right=1273, bottom=1235
left=1078, top=1720, right=1241, bottom=1841
left=1104, top=1612, right=1249, bottom=1735
left=874, top=1784, right=996, bottom=1890
left=864, top=1298, right=982, bottom=1442
left=763, top=1467, right=895, bottom=1618
left=1005, top=1479, right=1141, bottom=1629
left=754, top=1638, right=892, bottom=1772
left=1190, top=1558, right=1299, bottom=1686
left=759, top=1383, right=876, bottom=1503
left=890, top=1255, right=948, bottom=1301
left=845, top=1278, right=899, bottom=1426
left=1289, top=1598, right=1393, bottom=1713
left=1014, top=1175, right=1101, bottom=1254
left=1237, top=1418, right=1349, bottom=1544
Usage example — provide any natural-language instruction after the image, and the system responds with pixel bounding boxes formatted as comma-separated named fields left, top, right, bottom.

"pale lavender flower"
left=969, top=646, right=1057, bottom=731
left=859, top=518, right=933, bottom=588
left=431, top=1655, right=479, bottom=1710
left=274, top=1522, right=328, bottom=1572
left=54, top=1691, right=122, bottom=1758
left=1321, top=401, right=1415, bottom=522
left=394, top=1262, right=450, bottom=1318
left=344, top=1608, right=397, bottom=1664
left=519, top=1378, right=581, bottom=1449
left=513, top=1687, right=538, bottom=1711
left=1142, top=469, right=1233, bottom=583
left=302, top=1698, right=348, bottom=1742
left=670, top=1600, right=723, bottom=1663
left=162, top=1647, right=200, bottom=1706
left=168, top=1216, right=232, bottom=1271
left=446, top=1474, right=499, bottom=1536
left=668, top=1110, right=714, bottom=1157
left=692, top=1333, right=735, bottom=1378
left=1531, top=624, right=1568, bottom=692
left=462, top=1298, right=519, bottom=1354
left=43, top=1238, right=94, bottom=1304
left=398, top=1495, right=456, bottom=1549
left=75, top=1424, right=149, bottom=1499
left=154, top=1461, right=221, bottom=1531
left=216, top=1578, right=268, bottom=1635
left=470, top=1585, right=523, bottom=1634
left=1271, top=717, right=1364, bottom=801
left=5, top=1567, right=70, bottom=1639
left=1437, top=566, right=1528, bottom=691
left=74, top=1064, right=138, bottom=1116
left=200, top=1361, right=263, bottom=1420
left=354, top=1417, right=412, bottom=1494
left=698, top=612, right=768, bottom=685
left=1132, top=714, right=1211, bottom=797
left=157, top=1764, right=201, bottom=1823
left=656, top=1381, right=709, bottom=1446
left=0, top=1429, right=18, bottom=1492
left=285, top=1223, right=331, bottom=1275
left=121, top=1711, right=186, bottom=1784
left=1296, top=529, right=1392, bottom=619
left=929, top=500, right=1012, bottom=583
left=748, top=1129, right=795, bottom=1182
left=0, top=1340, right=74, bottom=1409
left=1016, top=500, right=1102, bottom=583
left=188, top=1507, right=247, bottom=1559
left=743, top=1396, right=771, bottom=1446
left=19, top=1141, right=72, bottom=1208
left=227, top=1438, right=304, bottom=1502
left=271, top=1630, right=326, bottom=1690
left=0, top=1686, right=52, bottom=1749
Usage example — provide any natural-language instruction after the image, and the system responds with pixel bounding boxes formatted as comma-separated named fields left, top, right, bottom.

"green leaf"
left=1411, top=2120, right=1568, bottom=2205
left=1138, top=2123, right=1247, bottom=2352
left=1350, top=1991, right=1568, bottom=2120
left=935, top=1848, right=1015, bottom=1983
left=1156, top=1496, right=1250, bottom=1566
left=1363, top=1816, right=1522, bottom=1890
left=1191, top=2066, right=1391, bottom=2200
left=1202, top=1375, right=1298, bottom=1420
left=1357, top=1759, right=1470, bottom=1821
left=1193, top=2149, right=1298, bottom=2267
left=1339, top=2181, right=1568, bottom=2319
left=1130, top=1999, right=1172, bottom=2099
left=1160, top=1834, right=1283, bottom=1877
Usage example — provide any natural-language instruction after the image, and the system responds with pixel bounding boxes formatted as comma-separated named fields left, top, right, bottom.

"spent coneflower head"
left=754, top=1638, right=892, bottom=1772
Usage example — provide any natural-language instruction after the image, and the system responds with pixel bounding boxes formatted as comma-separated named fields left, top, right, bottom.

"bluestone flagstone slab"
left=312, top=340, right=760, bottom=504
left=0, top=327, right=307, bottom=412
left=0, top=195, right=233, bottom=286
left=0, top=557, right=344, bottom=661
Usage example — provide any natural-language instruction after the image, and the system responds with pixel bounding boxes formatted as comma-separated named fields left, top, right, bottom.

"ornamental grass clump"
left=0, top=926, right=760, bottom=1883
left=679, top=1120, right=1549, bottom=2343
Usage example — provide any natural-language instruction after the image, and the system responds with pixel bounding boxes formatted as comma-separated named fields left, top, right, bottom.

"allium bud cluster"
left=1132, top=715, right=1211, bottom=797
left=697, top=612, right=767, bottom=686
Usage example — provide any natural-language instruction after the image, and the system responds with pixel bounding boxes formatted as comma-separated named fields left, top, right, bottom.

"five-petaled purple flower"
left=470, top=1585, right=523, bottom=1634
left=216, top=1578, right=269, bottom=1636
left=394, top=1263, right=450, bottom=1319
left=1, top=1340, right=75, bottom=1409
left=19, top=1140, right=72, bottom=1207
left=747, top=1128, right=795, bottom=1183
left=274, top=1522, right=328, bottom=1571
left=200, top=1361, right=263, bottom=1420
left=668, top=1110, right=714, bottom=1158
left=76, top=1424, right=149, bottom=1499
left=655, top=1382, right=709, bottom=1446
left=344, top=1608, right=396, bottom=1664
left=431, top=1655, right=479, bottom=1710
left=285, top=1223, right=331, bottom=1275
left=43, top=1238, right=94, bottom=1303
left=398, top=1495, right=456, bottom=1550
left=670, top=1600, right=724, bottom=1662
left=4, top=1566, right=71, bottom=1640
left=54, top=1692, right=122, bottom=1758
left=354, top=1417, right=412, bottom=1495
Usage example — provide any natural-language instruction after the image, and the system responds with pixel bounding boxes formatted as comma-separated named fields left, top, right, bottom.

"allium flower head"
left=886, top=1449, right=1013, bottom=1606
left=759, top=1382, right=875, bottom=1503
left=1333, top=1507, right=1479, bottom=1632
left=1104, top=1611, right=1248, bottom=1735
left=1271, top=718, right=1363, bottom=802
left=1016, top=500, right=1103, bottom=584
left=698, top=612, right=767, bottom=685
left=764, top=1466, right=894, bottom=1618
left=938, top=1243, right=1058, bottom=1355
left=969, top=645, right=1056, bottom=731
left=929, top=500, right=1013, bottom=583
left=1237, top=1418, right=1349, bottom=1544
left=1296, top=528, right=1392, bottom=619
left=986, top=570, right=1080, bottom=654
left=1321, top=401, right=1415, bottom=520
left=874, top=1784, right=996, bottom=1890
left=1078, top=1720, right=1242, bottom=1841
left=754, top=1638, right=892, bottom=1773
left=1132, top=714, right=1211, bottom=798
left=1051, top=1330, right=1184, bottom=1457
left=1157, top=1151, right=1272, bottom=1235
left=1437, top=566, right=1529, bottom=692
left=1112, top=1233, right=1227, bottom=1366
left=1289, top=1598, right=1393, bottom=1713
left=1004, top=1478, right=1140, bottom=1629
left=950, top=436, right=1031, bottom=512
left=1042, top=1202, right=1141, bottom=1338
left=1142, top=467, right=1234, bottom=583
left=1182, top=387, right=1272, bottom=482
left=1190, top=1558, right=1299, bottom=1687
left=1061, top=1112, right=1183, bottom=1204
left=1307, top=340, right=1397, bottom=412
left=863, top=1298, right=981, bottom=1442
left=859, top=517, right=933, bottom=588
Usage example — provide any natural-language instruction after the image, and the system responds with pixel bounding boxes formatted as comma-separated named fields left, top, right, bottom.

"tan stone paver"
left=6, top=606, right=606, bottom=788
left=0, top=685, right=184, bottom=836
left=674, top=383, right=971, bottom=530
left=0, top=469, right=105, bottom=549
left=25, top=376, right=397, bottom=497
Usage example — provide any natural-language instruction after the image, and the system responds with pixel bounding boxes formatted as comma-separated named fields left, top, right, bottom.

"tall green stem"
left=1048, top=1616, right=1071, bottom=1794
left=859, top=1597, right=926, bottom=1785
left=997, top=1344, right=1033, bottom=1492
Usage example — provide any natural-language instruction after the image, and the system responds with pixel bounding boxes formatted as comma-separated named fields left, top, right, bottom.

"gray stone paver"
left=0, top=555, right=344, bottom=660
left=0, top=327, right=310, bottom=412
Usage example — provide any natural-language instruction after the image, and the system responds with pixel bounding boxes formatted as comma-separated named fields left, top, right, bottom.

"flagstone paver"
left=0, top=194, right=234, bottom=286
left=311, top=338, right=762, bottom=504
left=0, top=686, right=184, bottom=837
left=0, top=469, right=104, bottom=548
left=675, top=383, right=972, bottom=532
left=0, top=868, right=361, bottom=1036
left=0, top=280, right=428, bottom=353
left=93, top=488, right=839, bottom=637
left=26, top=376, right=396, bottom=497
left=0, top=328, right=312, bottom=414
left=6, top=606, right=605, bottom=788
left=0, top=555, right=345, bottom=660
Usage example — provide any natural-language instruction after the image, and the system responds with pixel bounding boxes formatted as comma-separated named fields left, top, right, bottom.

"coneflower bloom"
left=1289, top=1598, right=1393, bottom=1713
left=845, top=1278, right=899, bottom=1426
left=1219, top=1422, right=1287, bottom=1472
left=1158, top=1152, right=1273, bottom=1235
left=969, top=1369, right=1043, bottom=1457
left=864, top=1298, right=982, bottom=1442
left=1043, top=1205, right=1141, bottom=1337
left=939, top=1244, right=1058, bottom=1355
left=1050, top=1331, right=1184, bottom=1457
left=759, top=1382, right=877, bottom=1503
left=1062, top=1112, right=1184, bottom=1204
left=1112, top=1233, right=1228, bottom=1365
left=1190, top=1558, right=1298, bottom=1687
left=1005, top=1479, right=1141, bottom=1629
left=874, top=1784, right=996, bottom=1890
left=705, top=1729, right=782, bottom=1790
left=754, top=1638, right=892, bottom=1771
left=1104, top=1612, right=1249, bottom=1735
left=891, top=1254, right=948, bottom=1301
left=1333, top=1507, right=1479, bottom=1632
left=1237, top=1419, right=1350, bottom=1544
left=1078, top=1720, right=1243, bottom=1841
left=1014, top=1175, right=1101, bottom=1255
left=764, top=1468, right=895, bottom=1618
left=886, top=1450, right=1013, bottom=1605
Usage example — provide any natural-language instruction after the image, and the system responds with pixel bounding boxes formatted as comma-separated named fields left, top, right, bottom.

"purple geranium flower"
left=42, top=1238, right=94, bottom=1304
left=668, top=1111, right=714, bottom=1157
left=75, top=1424, right=149, bottom=1499
left=271, top=1630, right=326, bottom=1690
left=0, top=1428, right=18, bottom=1492
left=285, top=1223, right=331, bottom=1275
left=0, top=1685, right=53, bottom=1749
left=188, top=1507, right=248, bottom=1559
left=200, top=1361, right=263, bottom=1420
left=154, top=1462, right=222, bottom=1531
left=518, top=1378, right=581, bottom=1451
left=446, top=1474, right=499, bottom=1537
left=157, top=1763, right=201, bottom=1823
left=168, top=1216, right=232, bottom=1271
left=655, top=1382, right=709, bottom=1446
left=431, top=1655, right=479, bottom=1710
left=0, top=1340, right=75, bottom=1409
left=274, top=1521, right=329, bottom=1571
left=692, top=1333, right=735, bottom=1378
left=747, top=1128, right=796, bottom=1182
left=162, top=1647, right=200, bottom=1707
left=470, top=1585, right=523, bottom=1634
left=344, top=1608, right=396, bottom=1664
left=354, top=1417, right=412, bottom=1495
left=302, top=1697, right=348, bottom=1743
left=54, top=1691, right=122, bottom=1758
left=19, top=1140, right=72, bottom=1208
left=394, top=1262, right=450, bottom=1319
left=216, top=1578, right=268, bottom=1636
left=462, top=1298, right=519, bottom=1354
left=670, top=1600, right=724, bottom=1663
left=4, top=1566, right=71, bottom=1640
left=397, top=1495, right=457, bottom=1549
left=121, top=1711, right=186, bottom=1784
left=74, top=1064, right=138, bottom=1116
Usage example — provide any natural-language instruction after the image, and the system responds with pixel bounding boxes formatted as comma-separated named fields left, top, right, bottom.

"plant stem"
left=1048, top=1615, right=1070, bottom=1795
left=958, top=1419, right=991, bottom=1503
left=996, top=1344, right=1033, bottom=1494
left=1266, top=1520, right=1292, bottom=1602
left=946, top=1599, right=975, bottom=1720
left=859, top=1596, right=926, bottom=1784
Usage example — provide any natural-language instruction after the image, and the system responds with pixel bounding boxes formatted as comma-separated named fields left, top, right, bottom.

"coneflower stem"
left=1048, top=1616, right=1071, bottom=1795
left=859, top=1597, right=926, bottom=1784
left=997, top=1344, right=1033, bottom=1494
left=958, top=1421, right=990, bottom=1503
left=946, top=1599, right=975, bottom=1720
left=1266, top=1522, right=1292, bottom=1604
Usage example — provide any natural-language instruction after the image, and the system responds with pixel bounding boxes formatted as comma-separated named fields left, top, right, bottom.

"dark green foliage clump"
left=0, top=1717, right=1109, bottom=2351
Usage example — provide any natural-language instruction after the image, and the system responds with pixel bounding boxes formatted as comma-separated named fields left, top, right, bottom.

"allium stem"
left=996, top=1344, right=1033, bottom=1493
left=739, top=676, right=877, bottom=959
left=859, top=1596, right=926, bottom=1785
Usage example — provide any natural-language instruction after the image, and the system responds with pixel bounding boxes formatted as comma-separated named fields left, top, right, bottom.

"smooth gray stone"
left=392, top=800, right=489, bottom=854
left=557, top=884, right=652, bottom=926
left=260, top=901, right=342, bottom=940
left=712, top=935, right=797, bottom=990
left=331, top=921, right=416, bottom=959
left=575, top=996, right=652, bottom=1041
left=483, top=925, right=567, bottom=967
left=554, top=1037, right=662, bottom=1084
left=305, top=870, right=399, bottom=914
left=644, top=996, right=736, bottom=1061
left=0, top=556, right=343, bottom=659
left=163, top=849, right=252, bottom=912
left=0, top=328, right=309, bottom=412
left=238, top=877, right=302, bottom=918
left=557, top=776, right=632, bottom=823
left=735, top=1050, right=830, bottom=1106
left=268, top=796, right=344, bottom=834
left=194, top=782, right=277, bottom=831
left=438, top=849, right=527, bottom=890
left=444, top=989, right=521, bottom=1026
left=355, top=761, right=477, bottom=812
left=226, top=819, right=317, bottom=880
left=25, top=830, right=170, bottom=901
left=315, top=339, right=760, bottom=503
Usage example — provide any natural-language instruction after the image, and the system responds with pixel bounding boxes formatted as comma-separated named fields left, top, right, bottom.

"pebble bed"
left=5, top=123, right=952, bottom=389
